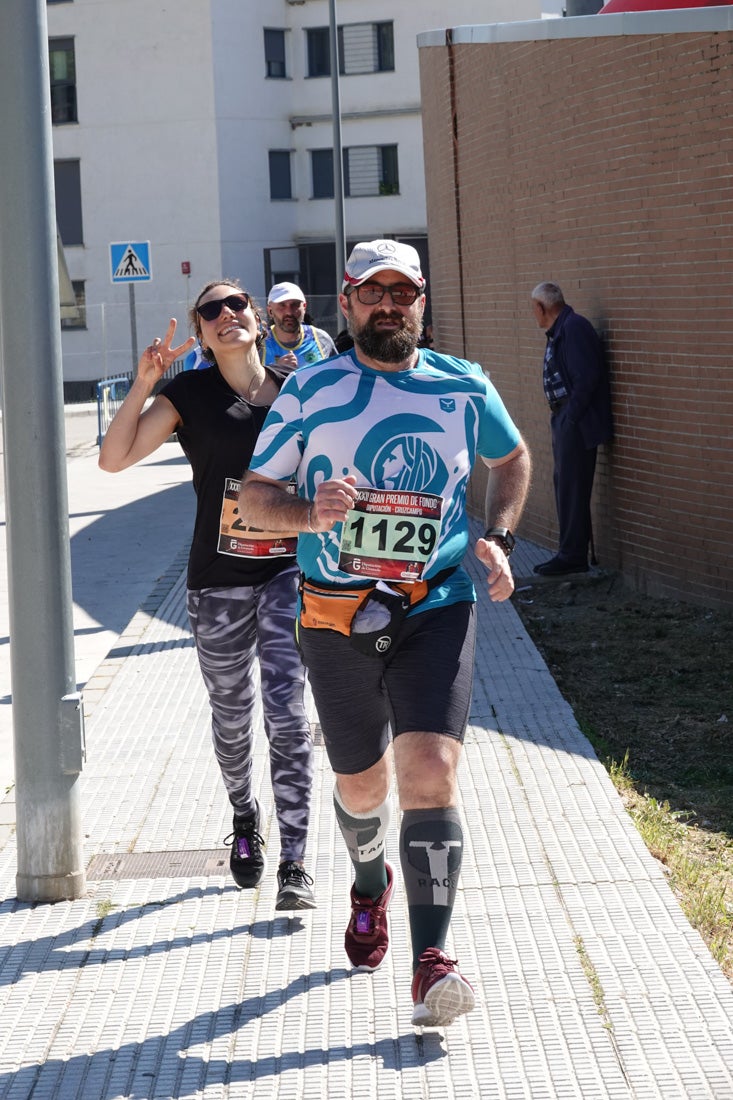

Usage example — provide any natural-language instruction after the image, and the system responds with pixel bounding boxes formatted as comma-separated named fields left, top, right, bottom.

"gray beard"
left=348, top=310, right=423, bottom=364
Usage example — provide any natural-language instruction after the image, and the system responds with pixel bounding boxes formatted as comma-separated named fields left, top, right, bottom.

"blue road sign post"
left=110, top=242, right=152, bottom=370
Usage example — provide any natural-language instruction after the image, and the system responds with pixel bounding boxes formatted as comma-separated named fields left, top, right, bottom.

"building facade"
left=47, top=0, right=540, bottom=392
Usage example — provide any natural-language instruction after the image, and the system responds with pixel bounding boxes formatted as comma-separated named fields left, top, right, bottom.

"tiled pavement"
left=0, top=427, right=732, bottom=1099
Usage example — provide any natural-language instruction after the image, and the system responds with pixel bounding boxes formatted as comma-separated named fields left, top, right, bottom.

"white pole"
left=329, top=0, right=347, bottom=291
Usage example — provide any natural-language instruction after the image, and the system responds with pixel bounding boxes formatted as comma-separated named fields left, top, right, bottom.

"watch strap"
left=483, top=526, right=515, bottom=556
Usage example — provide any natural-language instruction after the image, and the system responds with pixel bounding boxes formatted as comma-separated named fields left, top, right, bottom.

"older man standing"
left=241, top=240, right=531, bottom=1028
left=264, top=281, right=336, bottom=368
left=531, top=281, right=613, bottom=576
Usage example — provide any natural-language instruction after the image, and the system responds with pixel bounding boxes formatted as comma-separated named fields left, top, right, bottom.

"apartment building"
left=47, top=0, right=540, bottom=389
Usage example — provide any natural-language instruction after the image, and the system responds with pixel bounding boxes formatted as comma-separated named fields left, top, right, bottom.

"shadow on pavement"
left=69, top=458, right=194, bottom=637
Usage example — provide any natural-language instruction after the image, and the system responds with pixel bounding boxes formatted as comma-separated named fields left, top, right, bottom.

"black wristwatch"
left=483, top=526, right=516, bottom=556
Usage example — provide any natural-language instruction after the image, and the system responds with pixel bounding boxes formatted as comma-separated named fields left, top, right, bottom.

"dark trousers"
left=551, top=406, right=597, bottom=564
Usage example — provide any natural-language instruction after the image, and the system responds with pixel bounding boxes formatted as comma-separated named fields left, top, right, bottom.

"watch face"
left=484, top=527, right=515, bottom=555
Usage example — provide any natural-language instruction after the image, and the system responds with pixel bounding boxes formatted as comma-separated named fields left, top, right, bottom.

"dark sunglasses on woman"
left=196, top=293, right=250, bottom=322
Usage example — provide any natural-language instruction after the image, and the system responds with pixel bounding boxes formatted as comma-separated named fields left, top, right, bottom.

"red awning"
left=600, top=0, right=731, bottom=11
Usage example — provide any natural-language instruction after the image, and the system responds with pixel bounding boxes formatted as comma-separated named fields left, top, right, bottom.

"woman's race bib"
left=218, top=477, right=298, bottom=558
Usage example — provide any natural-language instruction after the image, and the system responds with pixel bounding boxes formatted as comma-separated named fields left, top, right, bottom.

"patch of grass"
left=514, top=577, right=733, bottom=981
left=95, top=898, right=115, bottom=921
left=92, top=897, right=116, bottom=939
left=623, top=784, right=733, bottom=974
left=574, top=934, right=612, bottom=1028
left=608, top=749, right=634, bottom=794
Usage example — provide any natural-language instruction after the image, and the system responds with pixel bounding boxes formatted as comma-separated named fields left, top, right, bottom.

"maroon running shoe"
left=411, top=947, right=475, bottom=1026
left=344, top=864, right=394, bottom=970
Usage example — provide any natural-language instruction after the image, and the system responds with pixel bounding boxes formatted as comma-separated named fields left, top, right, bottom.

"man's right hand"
left=311, top=475, right=358, bottom=530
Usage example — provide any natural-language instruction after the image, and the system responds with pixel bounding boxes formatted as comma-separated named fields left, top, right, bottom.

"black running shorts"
left=298, top=601, right=475, bottom=775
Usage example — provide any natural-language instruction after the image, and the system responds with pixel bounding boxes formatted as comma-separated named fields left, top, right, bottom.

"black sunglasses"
left=196, top=293, right=250, bottom=322
left=352, top=282, right=420, bottom=306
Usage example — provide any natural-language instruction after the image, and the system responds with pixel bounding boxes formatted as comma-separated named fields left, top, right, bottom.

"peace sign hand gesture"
left=137, top=318, right=196, bottom=386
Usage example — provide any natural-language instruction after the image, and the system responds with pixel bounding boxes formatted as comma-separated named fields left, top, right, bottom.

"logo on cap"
left=342, top=239, right=426, bottom=292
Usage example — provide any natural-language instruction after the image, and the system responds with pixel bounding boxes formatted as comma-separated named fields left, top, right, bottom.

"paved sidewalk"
left=0, top=417, right=732, bottom=1098
left=0, top=405, right=195, bottom=837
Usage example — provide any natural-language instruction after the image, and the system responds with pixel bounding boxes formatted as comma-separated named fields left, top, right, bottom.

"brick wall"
left=419, top=29, right=733, bottom=608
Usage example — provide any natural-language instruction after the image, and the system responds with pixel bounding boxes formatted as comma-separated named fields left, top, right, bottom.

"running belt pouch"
left=348, top=586, right=413, bottom=658
left=347, top=566, right=456, bottom=658
left=299, top=568, right=454, bottom=655
left=299, top=579, right=370, bottom=636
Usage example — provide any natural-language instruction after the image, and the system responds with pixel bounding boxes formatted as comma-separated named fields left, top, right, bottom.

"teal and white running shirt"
left=249, top=348, right=522, bottom=612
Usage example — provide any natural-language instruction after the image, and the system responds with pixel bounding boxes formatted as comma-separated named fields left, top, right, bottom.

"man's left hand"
left=475, top=538, right=515, bottom=602
left=275, top=351, right=298, bottom=368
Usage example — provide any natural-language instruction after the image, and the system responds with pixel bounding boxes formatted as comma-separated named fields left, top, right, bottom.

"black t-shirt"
left=161, top=363, right=294, bottom=589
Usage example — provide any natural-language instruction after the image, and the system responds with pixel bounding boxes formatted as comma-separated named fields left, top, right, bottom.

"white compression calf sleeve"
left=333, top=785, right=392, bottom=863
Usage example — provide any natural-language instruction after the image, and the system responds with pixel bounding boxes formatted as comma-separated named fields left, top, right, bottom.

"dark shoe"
left=276, top=861, right=316, bottom=911
left=533, top=556, right=589, bottom=577
left=224, top=804, right=266, bottom=888
left=411, top=947, right=475, bottom=1027
left=344, top=863, right=394, bottom=971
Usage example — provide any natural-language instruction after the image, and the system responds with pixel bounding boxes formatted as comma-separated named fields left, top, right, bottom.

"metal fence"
left=95, top=376, right=131, bottom=446
left=95, top=359, right=186, bottom=446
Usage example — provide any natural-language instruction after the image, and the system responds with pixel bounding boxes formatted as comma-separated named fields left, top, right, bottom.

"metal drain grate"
left=86, top=849, right=229, bottom=881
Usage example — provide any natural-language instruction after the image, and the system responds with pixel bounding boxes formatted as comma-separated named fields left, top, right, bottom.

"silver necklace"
left=232, top=367, right=267, bottom=407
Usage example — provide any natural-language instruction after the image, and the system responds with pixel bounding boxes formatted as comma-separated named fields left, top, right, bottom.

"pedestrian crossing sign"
left=110, top=241, right=152, bottom=283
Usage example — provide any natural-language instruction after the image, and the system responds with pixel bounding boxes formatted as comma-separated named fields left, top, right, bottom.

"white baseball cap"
left=267, top=281, right=306, bottom=305
left=342, top=240, right=426, bottom=292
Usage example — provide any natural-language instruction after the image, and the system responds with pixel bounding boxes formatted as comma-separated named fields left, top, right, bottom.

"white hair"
left=531, top=282, right=566, bottom=309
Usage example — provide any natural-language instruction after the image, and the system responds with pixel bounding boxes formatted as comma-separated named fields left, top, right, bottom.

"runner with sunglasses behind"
left=99, top=280, right=316, bottom=912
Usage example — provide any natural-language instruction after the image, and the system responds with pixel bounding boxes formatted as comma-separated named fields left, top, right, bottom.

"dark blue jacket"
left=549, top=305, right=613, bottom=448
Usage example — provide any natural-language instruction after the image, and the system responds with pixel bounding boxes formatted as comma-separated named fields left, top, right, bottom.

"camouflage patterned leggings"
left=187, top=566, right=313, bottom=863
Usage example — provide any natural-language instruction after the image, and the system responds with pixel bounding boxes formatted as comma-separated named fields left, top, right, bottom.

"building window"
left=306, top=27, right=331, bottom=78
left=269, top=150, right=292, bottom=201
left=49, top=37, right=77, bottom=123
left=344, top=145, right=399, bottom=197
left=341, top=22, right=394, bottom=75
left=307, top=22, right=394, bottom=78
left=61, top=280, right=86, bottom=329
left=311, top=149, right=334, bottom=199
left=54, top=159, right=83, bottom=245
left=264, top=29, right=287, bottom=79
left=376, top=23, right=394, bottom=72
left=312, top=146, right=399, bottom=198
